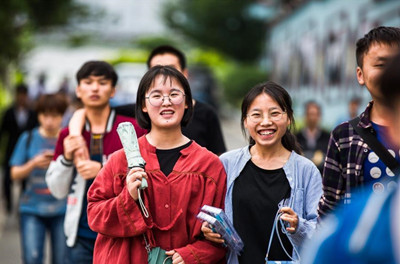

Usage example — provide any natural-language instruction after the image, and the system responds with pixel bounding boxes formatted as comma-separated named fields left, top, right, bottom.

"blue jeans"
left=65, top=237, right=95, bottom=264
left=20, top=213, right=66, bottom=264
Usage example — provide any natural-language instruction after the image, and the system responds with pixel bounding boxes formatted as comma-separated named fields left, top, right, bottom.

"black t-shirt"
left=156, top=141, right=192, bottom=176
left=182, top=101, right=226, bottom=155
left=114, top=102, right=226, bottom=155
left=233, top=160, right=292, bottom=263
left=78, top=133, right=103, bottom=239
left=114, top=103, right=135, bottom=118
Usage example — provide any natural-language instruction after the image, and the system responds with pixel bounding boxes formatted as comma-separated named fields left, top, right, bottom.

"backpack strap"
left=25, top=129, right=33, bottom=161
left=349, top=117, right=400, bottom=175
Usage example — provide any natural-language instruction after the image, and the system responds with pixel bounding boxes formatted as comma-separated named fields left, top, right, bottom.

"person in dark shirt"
left=0, top=84, right=38, bottom=213
left=296, top=101, right=330, bottom=173
left=115, top=45, right=226, bottom=155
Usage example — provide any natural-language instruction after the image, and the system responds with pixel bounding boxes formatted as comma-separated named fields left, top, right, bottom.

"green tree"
left=163, top=0, right=267, bottom=63
left=222, top=64, right=268, bottom=107
left=0, top=0, right=89, bottom=87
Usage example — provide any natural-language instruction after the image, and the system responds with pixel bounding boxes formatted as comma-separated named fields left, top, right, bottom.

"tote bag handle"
left=265, top=210, right=300, bottom=263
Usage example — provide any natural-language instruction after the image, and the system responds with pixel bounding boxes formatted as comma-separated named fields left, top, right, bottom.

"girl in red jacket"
left=87, top=65, right=227, bottom=264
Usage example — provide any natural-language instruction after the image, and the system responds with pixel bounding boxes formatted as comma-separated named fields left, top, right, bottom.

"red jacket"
left=87, top=136, right=227, bottom=264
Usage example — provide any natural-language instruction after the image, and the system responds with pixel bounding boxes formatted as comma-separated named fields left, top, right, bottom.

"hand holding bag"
left=146, top=241, right=172, bottom=264
left=265, top=210, right=300, bottom=264
left=139, top=189, right=172, bottom=264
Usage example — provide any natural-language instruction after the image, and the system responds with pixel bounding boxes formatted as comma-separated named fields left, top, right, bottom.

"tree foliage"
left=0, top=1, right=27, bottom=78
left=222, top=64, right=268, bottom=107
left=163, top=0, right=267, bottom=63
left=0, top=0, right=88, bottom=86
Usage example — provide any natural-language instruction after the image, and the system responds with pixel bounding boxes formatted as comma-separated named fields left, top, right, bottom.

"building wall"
left=268, top=0, right=400, bottom=128
left=75, top=0, right=168, bottom=38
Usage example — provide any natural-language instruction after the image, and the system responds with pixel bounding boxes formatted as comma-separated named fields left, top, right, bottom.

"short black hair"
left=146, top=45, right=187, bottom=71
left=356, top=26, right=400, bottom=68
left=135, top=65, right=193, bottom=130
left=15, top=83, right=28, bottom=94
left=76, top=61, right=118, bottom=86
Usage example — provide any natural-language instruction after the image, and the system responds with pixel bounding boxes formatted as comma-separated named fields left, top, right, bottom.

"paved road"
left=0, top=181, right=25, bottom=264
left=0, top=114, right=246, bottom=263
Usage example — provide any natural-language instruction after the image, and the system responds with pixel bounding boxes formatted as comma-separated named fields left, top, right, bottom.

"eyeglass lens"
left=248, top=111, right=285, bottom=122
left=147, top=90, right=185, bottom=106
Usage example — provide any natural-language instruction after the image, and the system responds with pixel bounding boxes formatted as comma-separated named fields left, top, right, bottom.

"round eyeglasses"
left=247, top=110, right=286, bottom=123
left=145, top=90, right=185, bottom=107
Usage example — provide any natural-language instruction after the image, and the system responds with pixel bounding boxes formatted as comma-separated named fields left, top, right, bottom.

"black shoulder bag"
left=349, top=117, right=400, bottom=175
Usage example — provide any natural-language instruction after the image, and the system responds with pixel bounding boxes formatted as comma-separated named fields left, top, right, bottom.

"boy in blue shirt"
left=10, top=93, right=68, bottom=264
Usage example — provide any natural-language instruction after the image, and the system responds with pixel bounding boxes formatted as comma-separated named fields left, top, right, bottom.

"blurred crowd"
left=0, top=25, right=399, bottom=264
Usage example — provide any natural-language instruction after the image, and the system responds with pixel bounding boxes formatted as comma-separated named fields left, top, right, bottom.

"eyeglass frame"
left=145, top=89, right=186, bottom=107
left=246, top=109, right=287, bottom=123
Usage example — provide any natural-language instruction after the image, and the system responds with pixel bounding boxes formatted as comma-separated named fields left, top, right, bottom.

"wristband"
left=61, top=156, right=73, bottom=166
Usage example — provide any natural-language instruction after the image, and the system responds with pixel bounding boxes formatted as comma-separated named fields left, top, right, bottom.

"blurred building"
left=267, top=0, right=400, bottom=128
left=23, top=0, right=169, bottom=99
left=73, top=0, right=168, bottom=40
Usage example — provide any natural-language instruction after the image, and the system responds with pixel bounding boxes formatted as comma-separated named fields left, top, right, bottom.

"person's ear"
left=356, top=66, right=365, bottom=86
left=244, top=117, right=249, bottom=130
left=182, top=69, right=189, bottom=79
left=142, top=103, right=148, bottom=113
left=75, top=85, right=82, bottom=99
left=110, top=86, right=116, bottom=98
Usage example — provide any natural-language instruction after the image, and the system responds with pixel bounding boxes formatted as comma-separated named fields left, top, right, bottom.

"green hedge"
left=221, top=65, right=268, bottom=107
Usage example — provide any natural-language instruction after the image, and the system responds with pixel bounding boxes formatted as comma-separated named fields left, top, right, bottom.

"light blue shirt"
left=220, top=146, right=322, bottom=264
left=10, top=128, right=66, bottom=216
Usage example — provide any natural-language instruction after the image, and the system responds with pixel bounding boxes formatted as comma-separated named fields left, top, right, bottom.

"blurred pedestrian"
left=202, top=81, right=322, bottom=263
left=87, top=66, right=227, bottom=263
left=335, top=96, right=362, bottom=126
left=301, top=52, right=400, bottom=264
left=29, top=73, right=47, bottom=104
left=296, top=101, right=330, bottom=173
left=10, top=93, right=68, bottom=264
left=115, top=45, right=227, bottom=155
left=318, top=26, right=400, bottom=218
left=45, top=61, right=146, bottom=263
left=58, top=76, right=70, bottom=95
left=0, top=84, right=38, bottom=214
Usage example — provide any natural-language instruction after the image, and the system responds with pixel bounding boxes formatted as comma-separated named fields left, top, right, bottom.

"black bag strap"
left=349, top=117, right=400, bottom=174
